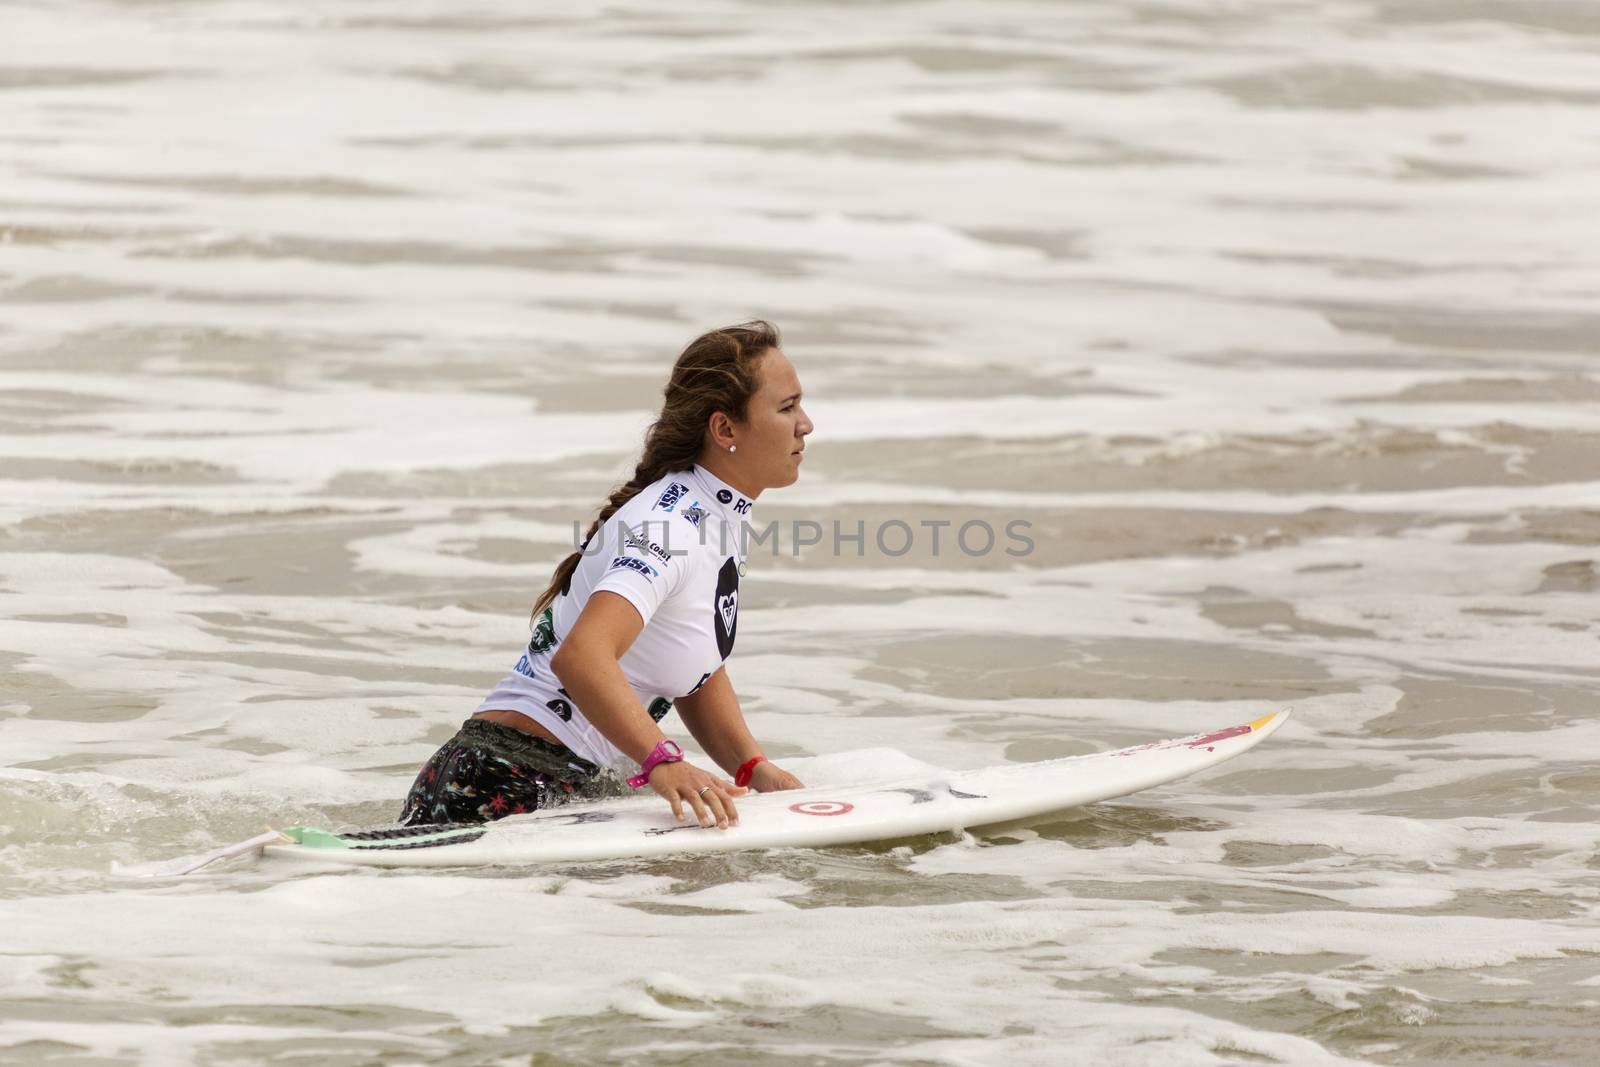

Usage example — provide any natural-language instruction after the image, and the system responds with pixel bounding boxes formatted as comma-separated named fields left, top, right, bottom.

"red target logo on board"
left=789, top=801, right=853, bottom=817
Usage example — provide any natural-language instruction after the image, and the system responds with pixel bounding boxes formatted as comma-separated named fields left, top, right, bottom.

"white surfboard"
left=188, top=710, right=1289, bottom=872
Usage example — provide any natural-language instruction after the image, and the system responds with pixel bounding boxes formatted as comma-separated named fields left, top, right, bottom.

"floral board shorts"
left=398, top=717, right=623, bottom=826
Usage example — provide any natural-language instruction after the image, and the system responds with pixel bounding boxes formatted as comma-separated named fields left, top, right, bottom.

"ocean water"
left=3, top=1, right=1598, bottom=1064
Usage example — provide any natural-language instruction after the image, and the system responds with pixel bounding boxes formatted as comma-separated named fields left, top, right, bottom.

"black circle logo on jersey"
left=714, top=556, right=739, bottom=659
left=716, top=488, right=733, bottom=504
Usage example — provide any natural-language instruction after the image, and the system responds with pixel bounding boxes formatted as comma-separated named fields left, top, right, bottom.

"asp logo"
left=654, top=482, right=690, bottom=513
left=609, top=556, right=659, bottom=579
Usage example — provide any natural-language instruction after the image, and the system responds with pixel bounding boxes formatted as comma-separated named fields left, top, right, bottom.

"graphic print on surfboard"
left=714, top=556, right=738, bottom=658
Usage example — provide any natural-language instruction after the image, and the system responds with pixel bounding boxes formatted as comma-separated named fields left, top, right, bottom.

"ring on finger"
left=696, top=785, right=713, bottom=796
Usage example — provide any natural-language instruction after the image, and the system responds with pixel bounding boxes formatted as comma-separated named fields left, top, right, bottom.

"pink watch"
left=627, top=739, right=684, bottom=788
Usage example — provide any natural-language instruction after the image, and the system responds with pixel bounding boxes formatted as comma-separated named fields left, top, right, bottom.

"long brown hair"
left=529, top=320, right=780, bottom=625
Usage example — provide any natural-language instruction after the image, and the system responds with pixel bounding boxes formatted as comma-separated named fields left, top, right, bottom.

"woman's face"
left=732, top=348, right=813, bottom=493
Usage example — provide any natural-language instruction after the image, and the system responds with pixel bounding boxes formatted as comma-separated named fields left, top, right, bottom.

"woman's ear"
left=707, top=411, right=735, bottom=450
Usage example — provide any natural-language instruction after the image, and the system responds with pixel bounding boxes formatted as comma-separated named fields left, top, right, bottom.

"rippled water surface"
left=3, top=2, right=1598, bottom=1064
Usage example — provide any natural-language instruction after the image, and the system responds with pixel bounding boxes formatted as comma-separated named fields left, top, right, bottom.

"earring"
left=728, top=445, right=737, bottom=453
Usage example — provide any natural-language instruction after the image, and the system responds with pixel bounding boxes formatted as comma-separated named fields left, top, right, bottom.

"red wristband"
left=734, top=755, right=766, bottom=787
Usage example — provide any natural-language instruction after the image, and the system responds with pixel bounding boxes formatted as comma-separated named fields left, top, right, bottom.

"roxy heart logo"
left=713, top=557, right=739, bottom=658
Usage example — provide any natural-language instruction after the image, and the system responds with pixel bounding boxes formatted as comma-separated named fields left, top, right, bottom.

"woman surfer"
left=399, top=321, right=813, bottom=831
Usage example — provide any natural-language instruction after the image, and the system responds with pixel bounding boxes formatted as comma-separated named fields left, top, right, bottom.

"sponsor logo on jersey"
left=733, top=498, right=751, bottom=515
left=681, top=502, right=704, bottom=529
left=713, top=556, right=739, bottom=658
left=716, top=488, right=733, bottom=504
left=609, top=556, right=659, bottom=579
left=527, top=607, right=557, bottom=655
left=654, top=482, right=690, bottom=513
left=623, top=529, right=673, bottom=564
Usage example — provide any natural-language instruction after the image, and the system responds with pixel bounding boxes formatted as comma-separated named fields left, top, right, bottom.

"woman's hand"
left=748, top=761, right=804, bottom=792
left=648, top=760, right=746, bottom=829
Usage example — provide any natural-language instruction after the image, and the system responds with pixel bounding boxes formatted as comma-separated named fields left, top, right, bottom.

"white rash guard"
left=475, top=464, right=754, bottom=773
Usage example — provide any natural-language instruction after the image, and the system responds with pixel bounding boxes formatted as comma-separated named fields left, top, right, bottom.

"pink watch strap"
left=627, top=739, right=684, bottom=788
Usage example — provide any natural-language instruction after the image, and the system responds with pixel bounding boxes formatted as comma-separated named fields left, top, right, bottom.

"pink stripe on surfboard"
left=1186, top=724, right=1253, bottom=748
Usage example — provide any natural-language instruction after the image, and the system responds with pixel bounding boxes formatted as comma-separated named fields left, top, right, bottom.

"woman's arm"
left=676, top=667, right=804, bottom=792
left=551, top=592, right=744, bottom=827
